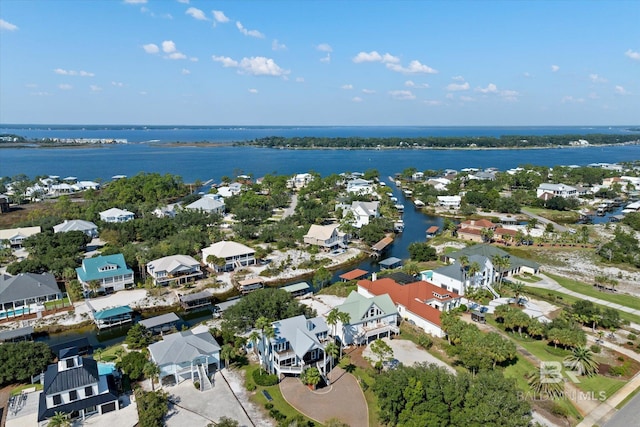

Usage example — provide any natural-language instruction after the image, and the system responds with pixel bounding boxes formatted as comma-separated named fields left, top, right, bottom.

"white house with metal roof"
left=146, top=254, right=203, bottom=287
left=148, top=329, right=221, bottom=389
left=185, top=194, right=225, bottom=215
left=333, top=291, right=399, bottom=346
left=75, top=254, right=134, bottom=295
left=0, top=272, right=63, bottom=318
left=303, top=224, right=348, bottom=250
left=347, top=201, right=380, bottom=228
left=53, top=219, right=99, bottom=238
left=98, top=208, right=135, bottom=223
left=346, top=178, right=375, bottom=195
left=0, top=226, right=41, bottom=247
left=261, top=315, right=330, bottom=378
left=536, top=183, right=578, bottom=199
left=202, top=241, right=256, bottom=272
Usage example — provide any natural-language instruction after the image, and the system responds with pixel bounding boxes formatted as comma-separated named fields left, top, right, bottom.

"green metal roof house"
left=76, top=254, right=134, bottom=296
left=334, top=291, right=399, bottom=346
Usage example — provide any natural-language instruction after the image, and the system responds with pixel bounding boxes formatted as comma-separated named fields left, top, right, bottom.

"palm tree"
left=48, top=411, right=71, bottom=427
left=93, top=348, right=103, bottom=362
left=248, top=330, right=260, bottom=356
left=255, top=316, right=275, bottom=373
left=467, top=261, right=481, bottom=293
left=337, top=311, right=351, bottom=358
left=301, top=367, right=321, bottom=390
left=564, top=346, right=599, bottom=377
left=528, top=364, right=564, bottom=399
left=458, top=255, right=469, bottom=294
left=143, top=362, right=160, bottom=391
left=325, top=342, right=339, bottom=372
left=326, top=308, right=340, bottom=339
left=511, top=281, right=525, bottom=304
left=221, top=344, right=236, bottom=369
left=492, top=255, right=510, bottom=292
left=86, top=279, right=101, bottom=298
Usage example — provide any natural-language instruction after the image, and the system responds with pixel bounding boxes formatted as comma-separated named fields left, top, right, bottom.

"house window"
left=69, top=390, right=78, bottom=401
left=66, top=358, right=75, bottom=369
left=53, top=394, right=62, bottom=405
left=85, top=386, right=94, bottom=397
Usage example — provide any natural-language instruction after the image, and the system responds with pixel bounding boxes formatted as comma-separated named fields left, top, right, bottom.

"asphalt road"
left=604, top=391, right=640, bottom=427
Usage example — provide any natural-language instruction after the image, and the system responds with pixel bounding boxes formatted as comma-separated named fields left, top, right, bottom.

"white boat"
left=403, top=190, right=413, bottom=197
left=414, top=199, right=425, bottom=207
left=394, top=204, right=404, bottom=211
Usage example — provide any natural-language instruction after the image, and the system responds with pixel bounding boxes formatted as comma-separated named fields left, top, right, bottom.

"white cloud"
left=316, top=43, right=332, bottom=52
left=212, top=55, right=239, bottom=68
left=352, top=51, right=399, bottom=64
left=58, top=84, right=73, bottom=90
left=186, top=7, right=207, bottom=21
left=236, top=21, right=264, bottom=38
left=452, top=75, right=465, bottom=81
left=362, top=89, right=376, bottom=94
left=500, top=90, right=520, bottom=101
left=162, top=40, right=177, bottom=53
left=272, top=39, right=287, bottom=51
left=143, top=43, right=160, bottom=54
left=387, top=60, right=437, bottom=74
left=341, top=84, right=353, bottom=90
left=190, top=57, right=198, bottom=62
left=30, top=91, right=51, bottom=96
left=248, top=88, right=258, bottom=94
left=167, top=52, right=186, bottom=60
left=0, top=18, right=18, bottom=31
left=405, top=80, right=429, bottom=89
left=90, top=85, right=102, bottom=92
left=295, top=77, right=304, bottom=83
left=112, top=81, right=124, bottom=87
left=389, top=90, right=416, bottom=100
left=181, top=68, right=191, bottom=75
left=320, top=53, right=331, bottom=63
left=423, top=100, right=441, bottom=106
left=551, top=65, right=560, bottom=72
left=561, top=96, right=584, bottom=103
left=476, top=83, right=498, bottom=94
left=589, top=74, right=607, bottom=83
left=352, top=97, right=363, bottom=103
left=459, top=96, right=475, bottom=102
left=615, top=85, right=629, bottom=95
left=212, top=10, right=229, bottom=23
left=124, top=0, right=147, bottom=4
left=53, top=68, right=94, bottom=77
left=177, top=0, right=189, bottom=4
left=446, top=82, right=470, bottom=91
left=625, top=49, right=640, bottom=60
left=238, top=56, right=288, bottom=76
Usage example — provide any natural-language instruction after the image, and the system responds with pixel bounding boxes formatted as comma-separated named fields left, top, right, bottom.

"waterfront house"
left=98, top=208, right=134, bottom=223
left=444, top=244, right=540, bottom=277
left=357, top=275, right=461, bottom=338
left=303, top=224, right=348, bottom=250
left=0, top=272, right=63, bottom=318
left=347, top=201, right=379, bottom=228
left=260, top=315, right=330, bottom=378
left=146, top=254, right=203, bottom=287
left=148, top=329, right=220, bottom=389
left=536, top=183, right=578, bottom=199
left=53, top=220, right=99, bottom=238
left=457, top=219, right=496, bottom=242
left=76, top=254, right=134, bottom=295
left=185, top=194, right=225, bottom=215
left=429, top=254, right=496, bottom=297
left=202, top=241, right=256, bottom=272
left=0, top=226, right=41, bottom=248
left=72, top=181, right=101, bottom=191
left=37, top=346, right=120, bottom=423
left=437, top=195, right=461, bottom=209
left=333, top=291, right=399, bottom=346
left=289, top=173, right=314, bottom=189
left=346, top=178, right=375, bottom=195
left=426, top=178, right=450, bottom=191
left=92, top=306, right=133, bottom=329
left=217, top=183, right=243, bottom=198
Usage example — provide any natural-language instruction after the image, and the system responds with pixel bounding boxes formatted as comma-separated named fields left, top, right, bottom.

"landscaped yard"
left=546, top=273, right=640, bottom=311
left=44, top=297, right=72, bottom=310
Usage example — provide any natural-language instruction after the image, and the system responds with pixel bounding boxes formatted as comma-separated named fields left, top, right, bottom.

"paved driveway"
left=280, top=367, right=368, bottom=427
left=362, top=338, right=456, bottom=374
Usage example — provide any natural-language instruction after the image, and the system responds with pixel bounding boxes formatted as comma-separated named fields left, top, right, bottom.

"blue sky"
left=0, top=0, right=638, bottom=126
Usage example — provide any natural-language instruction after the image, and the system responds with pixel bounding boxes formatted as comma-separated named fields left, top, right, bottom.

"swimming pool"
left=97, top=362, right=116, bottom=376
left=0, top=307, right=30, bottom=319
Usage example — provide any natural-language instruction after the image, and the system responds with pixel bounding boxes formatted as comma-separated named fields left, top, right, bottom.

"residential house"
left=146, top=254, right=203, bottom=287
left=153, top=203, right=181, bottom=218
left=76, top=254, right=134, bottom=295
left=260, top=315, right=330, bottom=378
left=289, top=173, right=314, bottom=189
left=185, top=194, right=225, bottom=215
left=0, top=226, right=41, bottom=247
left=426, top=178, right=450, bottom=191
left=411, top=172, right=424, bottom=181
left=536, top=183, right=578, bottom=199
left=148, top=329, right=221, bottom=388
left=444, top=243, right=540, bottom=279
left=333, top=291, right=399, bottom=346
left=53, top=220, right=99, bottom=238
left=457, top=219, right=496, bottom=242
left=357, top=275, right=461, bottom=338
left=428, top=254, right=496, bottom=296
left=98, top=208, right=134, bottom=223
left=437, top=195, right=461, bottom=209
left=202, top=241, right=256, bottom=272
left=217, top=183, right=243, bottom=198
left=346, top=178, right=375, bottom=195
left=37, top=347, right=120, bottom=423
left=468, top=170, right=497, bottom=181
left=345, top=201, right=379, bottom=228
left=72, top=181, right=101, bottom=191
left=0, top=272, right=63, bottom=317
left=303, top=224, right=348, bottom=250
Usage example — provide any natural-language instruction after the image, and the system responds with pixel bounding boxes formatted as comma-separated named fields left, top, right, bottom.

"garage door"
left=101, top=402, right=117, bottom=414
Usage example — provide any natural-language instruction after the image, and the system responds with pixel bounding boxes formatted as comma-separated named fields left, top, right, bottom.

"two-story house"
left=347, top=201, right=380, bottom=228
left=38, top=347, right=120, bottom=423
left=303, top=224, right=348, bottom=251
left=202, top=241, right=256, bottom=272
left=146, top=254, right=203, bottom=287
left=184, top=194, right=225, bottom=215
left=536, top=183, right=578, bottom=199
left=261, top=315, right=330, bottom=378
left=333, top=291, right=399, bottom=346
left=98, top=208, right=135, bottom=223
left=76, top=254, right=134, bottom=295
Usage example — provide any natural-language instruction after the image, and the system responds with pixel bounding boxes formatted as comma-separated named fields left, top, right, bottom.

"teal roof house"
left=76, top=254, right=134, bottom=296
left=334, top=291, right=399, bottom=346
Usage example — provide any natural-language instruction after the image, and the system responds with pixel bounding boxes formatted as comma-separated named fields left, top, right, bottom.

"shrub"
left=246, top=382, right=256, bottom=391
left=628, top=333, right=637, bottom=341
left=264, top=402, right=274, bottom=410
left=193, top=381, right=200, bottom=390
left=618, top=356, right=625, bottom=362
left=252, top=369, right=279, bottom=386
left=459, top=304, right=468, bottom=313
left=609, top=366, right=627, bottom=376
left=590, top=344, right=601, bottom=354
left=550, top=403, right=568, bottom=418
left=269, top=408, right=286, bottom=421
left=418, top=335, right=433, bottom=350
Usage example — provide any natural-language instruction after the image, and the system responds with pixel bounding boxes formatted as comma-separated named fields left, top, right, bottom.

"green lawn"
left=94, top=344, right=126, bottom=363
left=44, top=297, right=72, bottom=310
left=513, top=274, right=543, bottom=283
left=546, top=272, right=640, bottom=311
left=575, top=374, right=627, bottom=400
left=10, top=383, right=43, bottom=396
